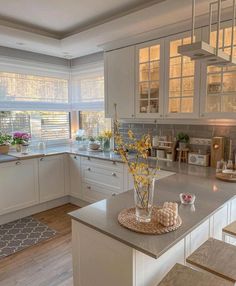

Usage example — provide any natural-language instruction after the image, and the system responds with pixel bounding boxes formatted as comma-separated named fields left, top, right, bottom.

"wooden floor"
left=0, top=203, right=79, bottom=286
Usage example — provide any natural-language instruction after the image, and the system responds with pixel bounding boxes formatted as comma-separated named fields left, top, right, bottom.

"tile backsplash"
left=119, top=123, right=236, bottom=159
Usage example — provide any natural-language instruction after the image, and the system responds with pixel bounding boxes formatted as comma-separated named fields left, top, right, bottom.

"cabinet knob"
left=40, top=157, right=44, bottom=161
left=87, top=157, right=90, bottom=160
left=112, top=161, right=116, bottom=165
left=112, top=193, right=117, bottom=196
left=132, top=114, right=134, bottom=117
left=87, top=167, right=91, bottom=171
left=112, top=172, right=116, bottom=177
left=15, top=161, right=21, bottom=165
left=87, top=186, right=91, bottom=190
left=74, top=156, right=77, bottom=159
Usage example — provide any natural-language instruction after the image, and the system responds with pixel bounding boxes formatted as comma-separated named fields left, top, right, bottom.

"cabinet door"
left=105, top=46, right=135, bottom=118
left=69, top=155, right=82, bottom=199
left=39, top=155, right=65, bottom=203
left=136, top=39, right=165, bottom=118
left=0, top=159, right=39, bottom=215
left=164, top=30, right=201, bottom=119
left=200, top=23, right=236, bottom=119
left=211, top=204, right=228, bottom=240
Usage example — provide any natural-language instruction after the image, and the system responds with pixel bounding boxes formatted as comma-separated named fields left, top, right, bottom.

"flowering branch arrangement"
left=113, top=104, right=158, bottom=211
left=12, top=132, right=31, bottom=145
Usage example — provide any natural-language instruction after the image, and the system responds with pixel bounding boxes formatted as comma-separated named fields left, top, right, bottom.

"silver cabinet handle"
left=112, top=172, right=116, bottom=177
left=87, top=157, right=90, bottom=160
left=74, top=156, right=77, bottom=160
left=40, top=157, right=44, bottom=161
left=87, top=186, right=91, bottom=190
left=112, top=161, right=116, bottom=165
left=87, top=167, right=91, bottom=171
left=112, top=193, right=117, bottom=196
left=15, top=161, right=21, bottom=165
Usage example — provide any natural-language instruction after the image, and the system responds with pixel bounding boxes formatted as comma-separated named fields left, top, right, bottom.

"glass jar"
left=21, top=144, right=30, bottom=155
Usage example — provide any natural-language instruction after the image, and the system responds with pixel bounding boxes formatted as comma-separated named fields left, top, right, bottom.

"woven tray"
left=118, top=206, right=182, bottom=235
left=216, top=172, right=236, bottom=182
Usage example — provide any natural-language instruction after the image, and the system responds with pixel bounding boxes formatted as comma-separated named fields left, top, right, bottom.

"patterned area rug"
left=0, top=216, right=57, bottom=259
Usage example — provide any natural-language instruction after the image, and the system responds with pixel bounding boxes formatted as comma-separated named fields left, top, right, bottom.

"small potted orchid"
left=12, top=132, right=31, bottom=152
left=0, top=132, right=12, bottom=154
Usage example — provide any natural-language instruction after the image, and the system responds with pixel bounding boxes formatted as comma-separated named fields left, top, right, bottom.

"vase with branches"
left=113, top=104, right=158, bottom=222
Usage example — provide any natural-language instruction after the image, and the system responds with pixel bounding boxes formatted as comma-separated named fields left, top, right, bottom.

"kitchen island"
left=69, top=170, right=236, bottom=286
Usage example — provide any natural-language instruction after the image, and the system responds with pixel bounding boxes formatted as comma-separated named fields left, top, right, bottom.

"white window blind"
left=0, top=111, right=70, bottom=142
left=71, top=62, right=104, bottom=110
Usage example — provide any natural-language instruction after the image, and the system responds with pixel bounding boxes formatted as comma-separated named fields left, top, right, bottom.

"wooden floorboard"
left=0, top=203, right=79, bottom=286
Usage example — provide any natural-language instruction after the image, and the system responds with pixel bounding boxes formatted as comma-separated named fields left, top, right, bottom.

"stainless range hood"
left=178, top=0, right=236, bottom=66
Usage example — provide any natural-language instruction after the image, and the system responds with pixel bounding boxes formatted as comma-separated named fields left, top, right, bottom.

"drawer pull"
left=112, top=172, right=116, bottom=177
left=74, top=156, right=77, bottom=160
left=40, top=157, right=44, bottom=161
left=112, top=161, right=116, bottom=165
left=15, top=161, right=21, bottom=165
left=112, top=193, right=117, bottom=196
left=87, top=157, right=90, bottom=160
left=87, top=167, right=91, bottom=171
left=87, top=186, right=91, bottom=190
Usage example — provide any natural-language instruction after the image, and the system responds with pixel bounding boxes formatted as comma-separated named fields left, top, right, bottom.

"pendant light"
left=178, top=0, right=236, bottom=66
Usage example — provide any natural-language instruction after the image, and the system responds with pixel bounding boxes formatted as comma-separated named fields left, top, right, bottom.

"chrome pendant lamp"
left=178, top=0, right=236, bottom=66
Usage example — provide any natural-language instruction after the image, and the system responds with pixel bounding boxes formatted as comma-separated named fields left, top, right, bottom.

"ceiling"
left=0, top=0, right=165, bottom=38
left=0, top=0, right=227, bottom=59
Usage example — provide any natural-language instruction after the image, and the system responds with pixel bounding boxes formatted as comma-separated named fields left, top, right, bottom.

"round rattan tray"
left=118, top=206, right=182, bottom=235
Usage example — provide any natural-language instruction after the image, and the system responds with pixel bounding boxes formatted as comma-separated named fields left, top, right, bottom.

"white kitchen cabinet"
left=0, top=159, right=39, bottom=215
left=135, top=39, right=165, bottom=119
left=38, top=155, right=65, bottom=203
left=210, top=204, right=228, bottom=240
left=69, top=154, right=82, bottom=199
left=105, top=46, right=135, bottom=119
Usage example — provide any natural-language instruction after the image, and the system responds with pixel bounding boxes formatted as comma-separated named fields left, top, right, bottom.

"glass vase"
left=103, top=138, right=111, bottom=152
left=15, top=144, right=21, bottom=152
left=134, top=178, right=155, bottom=223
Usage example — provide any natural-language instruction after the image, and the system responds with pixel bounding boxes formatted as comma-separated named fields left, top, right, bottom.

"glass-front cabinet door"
left=135, top=39, right=164, bottom=118
left=164, top=32, right=201, bottom=118
left=201, top=24, right=236, bottom=118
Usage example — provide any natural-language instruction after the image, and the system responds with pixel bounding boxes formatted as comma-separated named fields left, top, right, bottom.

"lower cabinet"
left=38, top=155, right=65, bottom=203
left=0, top=159, right=39, bottom=215
left=69, top=154, right=82, bottom=199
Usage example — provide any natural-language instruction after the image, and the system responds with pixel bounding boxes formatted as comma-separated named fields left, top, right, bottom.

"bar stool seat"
left=223, top=221, right=236, bottom=240
left=157, top=263, right=233, bottom=286
left=186, top=238, right=236, bottom=284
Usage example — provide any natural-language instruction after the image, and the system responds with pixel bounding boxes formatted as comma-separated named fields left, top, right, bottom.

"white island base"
left=71, top=197, right=236, bottom=286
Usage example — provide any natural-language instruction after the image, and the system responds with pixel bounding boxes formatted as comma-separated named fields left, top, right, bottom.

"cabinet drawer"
left=81, top=156, right=123, bottom=172
left=82, top=164, right=123, bottom=190
left=82, top=182, right=118, bottom=203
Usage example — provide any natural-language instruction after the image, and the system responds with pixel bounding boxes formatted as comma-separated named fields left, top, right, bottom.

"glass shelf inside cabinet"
left=138, top=44, right=160, bottom=115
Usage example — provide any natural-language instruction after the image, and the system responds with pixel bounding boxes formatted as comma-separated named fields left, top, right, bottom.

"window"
left=168, top=36, right=195, bottom=113
left=71, top=63, right=104, bottom=110
left=0, top=111, right=70, bottom=141
left=0, top=72, right=68, bottom=103
left=206, top=27, right=236, bottom=113
left=78, top=111, right=111, bottom=137
left=138, top=43, right=160, bottom=114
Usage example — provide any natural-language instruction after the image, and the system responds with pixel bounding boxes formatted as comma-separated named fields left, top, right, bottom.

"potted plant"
left=12, top=132, right=31, bottom=152
left=88, top=136, right=100, bottom=151
left=177, top=132, right=190, bottom=149
left=0, top=132, right=12, bottom=154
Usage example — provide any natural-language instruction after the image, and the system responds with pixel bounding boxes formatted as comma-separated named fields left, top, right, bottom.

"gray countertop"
left=69, top=171, right=236, bottom=259
left=0, top=154, right=18, bottom=163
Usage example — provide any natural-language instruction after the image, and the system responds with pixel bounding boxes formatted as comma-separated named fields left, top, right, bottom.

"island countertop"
left=69, top=171, right=236, bottom=259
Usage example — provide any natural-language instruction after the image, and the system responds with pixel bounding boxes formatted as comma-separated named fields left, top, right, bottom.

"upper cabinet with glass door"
left=201, top=23, right=236, bottom=118
left=136, top=40, right=164, bottom=118
left=164, top=32, right=201, bottom=118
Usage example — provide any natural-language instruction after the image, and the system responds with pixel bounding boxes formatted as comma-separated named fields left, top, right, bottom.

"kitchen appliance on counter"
left=188, top=153, right=210, bottom=167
